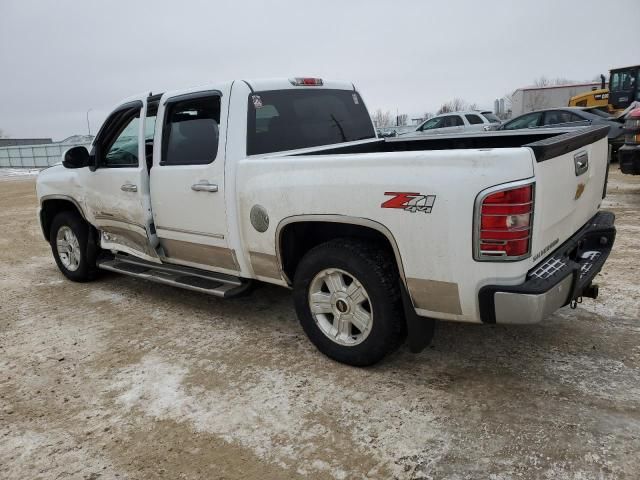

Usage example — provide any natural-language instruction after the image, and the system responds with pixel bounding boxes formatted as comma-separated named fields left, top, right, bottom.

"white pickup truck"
left=36, top=77, right=616, bottom=366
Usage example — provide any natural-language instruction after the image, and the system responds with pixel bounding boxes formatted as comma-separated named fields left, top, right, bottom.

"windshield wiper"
left=330, top=114, right=347, bottom=142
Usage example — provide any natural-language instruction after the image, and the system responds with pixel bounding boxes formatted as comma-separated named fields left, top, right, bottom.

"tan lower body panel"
left=101, top=226, right=157, bottom=258
left=160, top=238, right=239, bottom=271
left=407, top=278, right=462, bottom=315
left=249, top=251, right=281, bottom=279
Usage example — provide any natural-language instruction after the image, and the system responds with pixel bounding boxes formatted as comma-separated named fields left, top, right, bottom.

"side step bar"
left=97, top=254, right=251, bottom=298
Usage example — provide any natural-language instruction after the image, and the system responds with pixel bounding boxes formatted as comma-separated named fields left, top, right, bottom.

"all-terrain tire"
left=293, top=238, right=405, bottom=366
left=49, top=211, right=99, bottom=282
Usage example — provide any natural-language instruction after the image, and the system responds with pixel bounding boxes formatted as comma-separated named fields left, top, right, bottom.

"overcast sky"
left=1, top=0, right=638, bottom=140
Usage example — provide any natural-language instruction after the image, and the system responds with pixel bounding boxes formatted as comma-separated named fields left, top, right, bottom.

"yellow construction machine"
left=569, top=65, right=639, bottom=114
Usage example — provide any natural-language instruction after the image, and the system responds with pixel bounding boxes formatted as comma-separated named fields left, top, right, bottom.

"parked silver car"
left=405, top=111, right=501, bottom=137
left=498, top=107, right=625, bottom=158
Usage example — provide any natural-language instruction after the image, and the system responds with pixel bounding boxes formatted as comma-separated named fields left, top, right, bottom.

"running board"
left=97, top=254, right=251, bottom=298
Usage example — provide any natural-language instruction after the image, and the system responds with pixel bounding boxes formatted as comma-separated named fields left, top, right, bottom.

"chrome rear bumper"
left=479, top=211, right=616, bottom=324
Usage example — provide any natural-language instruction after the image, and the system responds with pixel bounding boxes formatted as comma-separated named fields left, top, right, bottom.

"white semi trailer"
left=510, top=82, right=602, bottom=117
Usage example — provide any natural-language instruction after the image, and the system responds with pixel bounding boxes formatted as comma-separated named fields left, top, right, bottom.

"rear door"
left=529, top=127, right=610, bottom=264
left=464, top=113, right=486, bottom=132
left=149, top=88, right=237, bottom=273
left=82, top=99, right=159, bottom=261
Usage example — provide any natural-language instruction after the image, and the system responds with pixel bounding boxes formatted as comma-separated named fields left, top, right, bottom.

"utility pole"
left=86, top=109, right=92, bottom=136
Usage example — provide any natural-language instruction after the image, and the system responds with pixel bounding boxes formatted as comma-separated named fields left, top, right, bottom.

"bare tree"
left=0, top=129, right=6, bottom=139
left=423, top=112, right=435, bottom=120
left=437, top=98, right=476, bottom=114
left=534, top=76, right=550, bottom=87
left=371, top=109, right=392, bottom=128
left=534, top=76, right=580, bottom=87
left=396, top=113, right=408, bottom=126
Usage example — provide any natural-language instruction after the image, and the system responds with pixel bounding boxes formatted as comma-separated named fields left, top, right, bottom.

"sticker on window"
left=352, top=93, right=359, bottom=105
left=251, top=95, right=263, bottom=109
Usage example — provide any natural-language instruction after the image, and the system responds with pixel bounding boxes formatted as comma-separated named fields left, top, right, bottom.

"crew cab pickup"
left=36, top=77, right=616, bottom=366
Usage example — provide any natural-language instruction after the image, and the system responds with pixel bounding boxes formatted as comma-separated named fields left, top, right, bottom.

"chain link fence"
left=0, top=142, right=92, bottom=168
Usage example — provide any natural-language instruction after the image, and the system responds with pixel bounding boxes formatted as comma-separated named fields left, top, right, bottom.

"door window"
left=103, top=113, right=140, bottom=168
left=543, top=110, right=584, bottom=126
left=465, top=114, right=484, bottom=125
left=443, top=115, right=464, bottom=127
left=162, top=95, right=221, bottom=165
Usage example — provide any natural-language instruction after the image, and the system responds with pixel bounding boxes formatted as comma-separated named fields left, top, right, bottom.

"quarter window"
left=162, top=95, right=221, bottom=165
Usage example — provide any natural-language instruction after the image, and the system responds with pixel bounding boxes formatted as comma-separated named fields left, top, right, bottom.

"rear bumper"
left=619, top=145, right=640, bottom=175
left=479, top=211, right=616, bottom=324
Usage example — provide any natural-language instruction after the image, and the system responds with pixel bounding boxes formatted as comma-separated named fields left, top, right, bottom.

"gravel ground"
left=1, top=167, right=639, bottom=479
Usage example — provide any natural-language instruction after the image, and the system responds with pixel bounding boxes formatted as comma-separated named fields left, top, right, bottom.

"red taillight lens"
left=476, top=183, right=534, bottom=260
left=289, top=77, right=324, bottom=86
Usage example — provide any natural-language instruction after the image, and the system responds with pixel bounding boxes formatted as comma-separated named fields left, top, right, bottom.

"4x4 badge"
left=381, top=192, right=436, bottom=213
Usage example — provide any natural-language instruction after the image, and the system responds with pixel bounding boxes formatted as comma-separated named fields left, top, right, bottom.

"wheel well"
left=40, top=199, right=85, bottom=242
left=278, top=221, right=403, bottom=284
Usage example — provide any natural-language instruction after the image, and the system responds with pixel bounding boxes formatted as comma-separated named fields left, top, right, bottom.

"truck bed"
left=290, top=126, right=610, bottom=162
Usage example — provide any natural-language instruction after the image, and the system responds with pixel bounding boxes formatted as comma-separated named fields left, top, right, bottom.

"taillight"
left=474, top=181, right=534, bottom=260
left=289, top=77, right=323, bottom=86
left=624, top=108, right=640, bottom=145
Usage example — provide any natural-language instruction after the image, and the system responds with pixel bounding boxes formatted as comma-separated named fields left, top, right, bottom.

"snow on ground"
left=0, top=168, right=42, bottom=181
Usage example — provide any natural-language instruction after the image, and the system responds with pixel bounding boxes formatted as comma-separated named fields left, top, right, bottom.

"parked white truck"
left=36, top=77, right=616, bottom=366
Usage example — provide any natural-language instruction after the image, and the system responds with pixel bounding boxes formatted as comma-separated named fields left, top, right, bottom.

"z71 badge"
left=381, top=192, right=436, bottom=213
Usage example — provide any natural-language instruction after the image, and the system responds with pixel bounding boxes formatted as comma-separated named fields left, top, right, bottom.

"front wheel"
left=50, top=211, right=99, bottom=282
left=293, top=239, right=405, bottom=366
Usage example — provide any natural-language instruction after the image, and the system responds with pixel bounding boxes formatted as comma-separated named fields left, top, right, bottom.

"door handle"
left=121, top=183, right=138, bottom=192
left=191, top=182, right=218, bottom=192
left=574, top=151, right=589, bottom=176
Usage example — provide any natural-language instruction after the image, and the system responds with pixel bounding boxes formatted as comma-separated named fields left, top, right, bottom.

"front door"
left=81, top=99, right=159, bottom=261
left=149, top=90, right=236, bottom=273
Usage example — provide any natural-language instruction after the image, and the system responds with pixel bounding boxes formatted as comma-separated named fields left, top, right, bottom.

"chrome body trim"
left=95, top=213, right=146, bottom=231
left=275, top=214, right=407, bottom=286
left=493, top=274, right=572, bottom=324
left=472, top=178, right=536, bottom=262
left=156, top=225, right=225, bottom=239
left=39, top=194, right=87, bottom=219
left=39, top=194, right=88, bottom=240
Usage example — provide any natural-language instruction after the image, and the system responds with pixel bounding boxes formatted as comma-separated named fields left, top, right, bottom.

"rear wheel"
left=293, top=239, right=405, bottom=366
left=50, top=211, right=99, bottom=282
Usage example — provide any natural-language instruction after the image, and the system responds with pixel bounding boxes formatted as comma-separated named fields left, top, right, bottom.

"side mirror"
left=62, top=146, right=90, bottom=169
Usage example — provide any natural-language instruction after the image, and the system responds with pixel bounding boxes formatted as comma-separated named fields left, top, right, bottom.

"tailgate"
left=527, top=126, right=610, bottom=265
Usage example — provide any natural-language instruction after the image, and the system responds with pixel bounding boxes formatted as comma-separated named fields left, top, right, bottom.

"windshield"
left=246, top=89, right=375, bottom=155
left=418, top=117, right=444, bottom=130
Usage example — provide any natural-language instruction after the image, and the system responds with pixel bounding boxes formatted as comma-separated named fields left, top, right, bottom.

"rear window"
left=246, top=89, right=375, bottom=155
left=583, top=108, right=612, bottom=119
